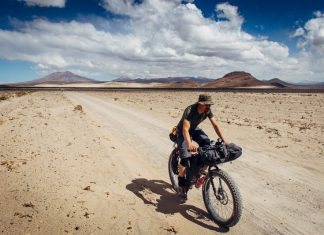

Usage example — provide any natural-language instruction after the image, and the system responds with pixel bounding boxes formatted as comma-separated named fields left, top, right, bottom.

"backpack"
left=169, top=126, right=177, bottom=143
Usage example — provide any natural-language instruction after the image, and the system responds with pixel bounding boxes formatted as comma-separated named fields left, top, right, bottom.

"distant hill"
left=266, top=78, right=292, bottom=88
left=14, top=71, right=99, bottom=85
left=112, top=76, right=212, bottom=83
left=201, top=71, right=267, bottom=88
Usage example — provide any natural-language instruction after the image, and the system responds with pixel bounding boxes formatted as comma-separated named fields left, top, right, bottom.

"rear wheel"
left=202, top=169, right=242, bottom=227
left=168, top=149, right=179, bottom=191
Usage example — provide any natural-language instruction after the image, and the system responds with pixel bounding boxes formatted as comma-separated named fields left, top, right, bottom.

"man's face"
left=204, top=104, right=211, bottom=111
left=198, top=103, right=211, bottom=112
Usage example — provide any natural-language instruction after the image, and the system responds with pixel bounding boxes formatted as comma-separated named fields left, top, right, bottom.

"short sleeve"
left=182, top=106, right=192, bottom=121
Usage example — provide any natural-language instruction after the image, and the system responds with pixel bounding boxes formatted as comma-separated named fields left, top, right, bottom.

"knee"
left=180, top=158, right=189, bottom=167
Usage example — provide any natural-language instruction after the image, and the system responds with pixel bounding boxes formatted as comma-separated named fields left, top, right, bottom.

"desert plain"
left=0, top=90, right=323, bottom=235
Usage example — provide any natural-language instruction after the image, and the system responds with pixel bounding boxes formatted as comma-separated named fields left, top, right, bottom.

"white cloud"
left=294, top=11, right=324, bottom=54
left=293, top=28, right=305, bottom=37
left=291, top=11, right=324, bottom=81
left=216, top=2, right=244, bottom=30
left=22, top=0, right=66, bottom=8
left=0, top=1, right=323, bottom=82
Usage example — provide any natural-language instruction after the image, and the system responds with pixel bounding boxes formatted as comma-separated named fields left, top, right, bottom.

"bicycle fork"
left=209, top=166, right=225, bottom=201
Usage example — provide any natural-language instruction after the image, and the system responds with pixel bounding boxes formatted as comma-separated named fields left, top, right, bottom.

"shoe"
left=178, top=186, right=188, bottom=200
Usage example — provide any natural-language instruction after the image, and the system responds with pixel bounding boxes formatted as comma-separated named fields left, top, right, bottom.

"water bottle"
left=195, top=175, right=205, bottom=188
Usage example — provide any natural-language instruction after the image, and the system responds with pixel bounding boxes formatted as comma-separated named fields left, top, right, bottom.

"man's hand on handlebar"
left=188, top=143, right=198, bottom=152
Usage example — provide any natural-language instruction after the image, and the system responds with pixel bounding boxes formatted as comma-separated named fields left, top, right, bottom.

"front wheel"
left=202, top=169, right=242, bottom=227
left=168, top=149, right=179, bottom=192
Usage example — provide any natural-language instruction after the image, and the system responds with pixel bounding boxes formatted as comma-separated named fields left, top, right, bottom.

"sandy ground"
left=0, top=90, right=323, bottom=235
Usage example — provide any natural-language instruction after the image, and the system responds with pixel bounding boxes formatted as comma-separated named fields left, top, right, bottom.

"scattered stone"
left=83, top=186, right=91, bottom=191
left=276, top=145, right=288, bottom=149
left=163, top=225, right=178, bottom=234
left=84, top=212, right=90, bottom=218
left=23, top=202, right=35, bottom=208
left=14, top=212, right=32, bottom=219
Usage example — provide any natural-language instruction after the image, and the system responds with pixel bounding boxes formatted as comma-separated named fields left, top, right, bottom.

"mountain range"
left=112, top=76, right=212, bottom=83
left=5, top=71, right=324, bottom=88
left=12, top=71, right=100, bottom=85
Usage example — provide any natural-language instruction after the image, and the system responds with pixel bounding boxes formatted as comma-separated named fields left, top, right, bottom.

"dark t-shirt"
left=177, top=103, right=214, bottom=132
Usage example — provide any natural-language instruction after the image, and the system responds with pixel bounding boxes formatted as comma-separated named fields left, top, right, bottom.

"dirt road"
left=1, top=91, right=323, bottom=234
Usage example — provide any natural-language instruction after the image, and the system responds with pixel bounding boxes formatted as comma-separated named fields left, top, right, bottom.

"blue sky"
left=0, top=0, right=323, bottom=83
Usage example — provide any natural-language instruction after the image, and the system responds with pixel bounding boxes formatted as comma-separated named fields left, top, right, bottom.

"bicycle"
left=168, top=140, right=242, bottom=227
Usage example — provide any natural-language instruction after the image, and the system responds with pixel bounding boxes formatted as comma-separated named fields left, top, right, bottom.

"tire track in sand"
left=65, top=91, right=230, bottom=234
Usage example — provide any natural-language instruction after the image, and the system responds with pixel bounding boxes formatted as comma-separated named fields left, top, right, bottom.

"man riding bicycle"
left=176, top=94, right=229, bottom=199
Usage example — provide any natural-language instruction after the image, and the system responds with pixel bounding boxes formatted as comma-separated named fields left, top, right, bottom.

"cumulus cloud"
left=291, top=11, right=324, bottom=81
left=293, top=27, right=305, bottom=37
left=22, top=0, right=66, bottom=8
left=294, top=11, right=324, bottom=55
left=216, top=2, right=244, bottom=30
left=0, top=0, right=322, bottom=81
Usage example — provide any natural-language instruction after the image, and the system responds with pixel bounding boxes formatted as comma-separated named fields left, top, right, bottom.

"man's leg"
left=176, top=132, right=191, bottom=199
left=176, top=130, right=191, bottom=177
left=192, top=128, right=210, bottom=175
left=178, top=164, right=186, bottom=177
left=191, top=128, right=211, bottom=147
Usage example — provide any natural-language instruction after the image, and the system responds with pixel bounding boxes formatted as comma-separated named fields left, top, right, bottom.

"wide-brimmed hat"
left=198, top=94, right=214, bottom=105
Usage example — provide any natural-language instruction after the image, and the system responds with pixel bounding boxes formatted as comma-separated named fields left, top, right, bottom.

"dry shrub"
left=0, top=94, right=9, bottom=101
left=74, top=104, right=83, bottom=112
left=299, top=123, right=313, bottom=131
left=266, top=128, right=280, bottom=136
left=16, top=91, right=28, bottom=97
left=1, top=160, right=15, bottom=171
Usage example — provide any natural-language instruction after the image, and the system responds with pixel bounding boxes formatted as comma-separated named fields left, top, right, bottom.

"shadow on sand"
left=126, top=178, right=229, bottom=233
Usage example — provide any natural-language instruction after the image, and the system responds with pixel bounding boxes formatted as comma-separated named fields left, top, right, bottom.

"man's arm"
left=209, top=116, right=230, bottom=144
left=183, top=119, right=197, bottom=152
